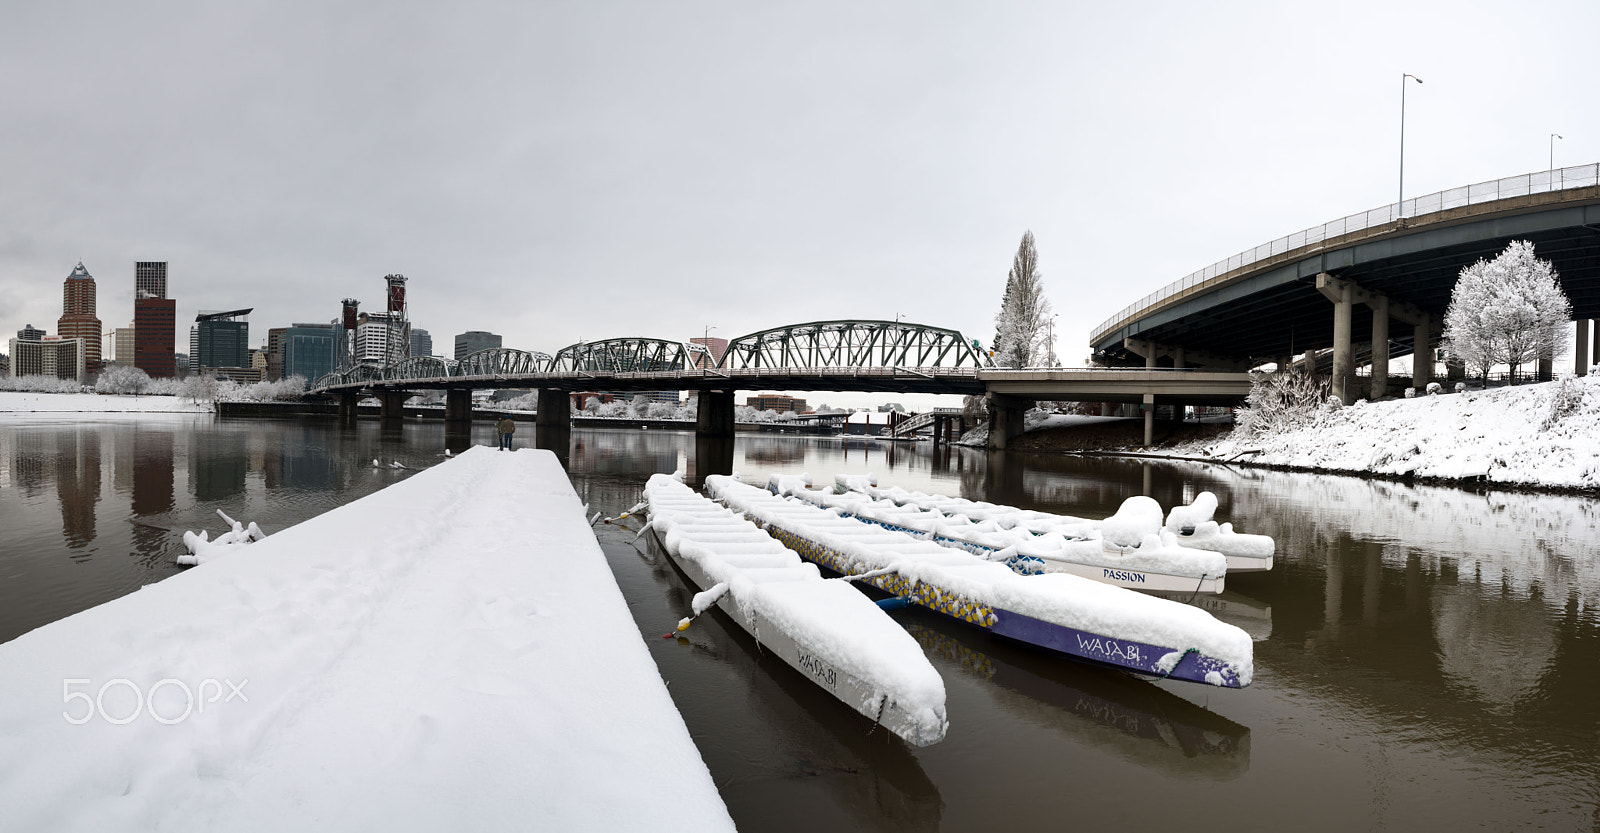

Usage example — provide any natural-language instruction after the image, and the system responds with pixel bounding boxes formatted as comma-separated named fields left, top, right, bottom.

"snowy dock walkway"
left=0, top=447, right=734, bottom=832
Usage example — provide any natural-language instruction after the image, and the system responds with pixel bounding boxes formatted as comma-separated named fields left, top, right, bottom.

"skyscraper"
left=57, top=262, right=102, bottom=373
left=455, top=330, right=501, bottom=359
left=135, top=261, right=167, bottom=299
left=410, top=328, right=432, bottom=359
left=134, top=262, right=176, bottom=378
left=196, top=310, right=251, bottom=369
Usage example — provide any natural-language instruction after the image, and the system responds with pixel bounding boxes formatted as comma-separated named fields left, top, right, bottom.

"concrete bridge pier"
left=445, top=389, right=473, bottom=423
left=1318, top=273, right=1434, bottom=402
left=985, top=394, right=1029, bottom=450
left=535, top=389, right=568, bottom=430
left=696, top=390, right=735, bottom=438
left=379, top=392, right=409, bottom=424
left=1142, top=394, right=1156, bottom=447
left=1413, top=317, right=1435, bottom=390
left=1577, top=320, right=1590, bottom=377
left=337, top=392, right=359, bottom=426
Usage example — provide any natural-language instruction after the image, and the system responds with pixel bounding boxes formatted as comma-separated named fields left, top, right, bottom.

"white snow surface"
left=0, top=447, right=734, bottom=833
left=1204, top=375, right=1600, bottom=489
left=0, top=390, right=211, bottom=413
left=709, top=476, right=1253, bottom=684
left=646, top=475, right=947, bottom=746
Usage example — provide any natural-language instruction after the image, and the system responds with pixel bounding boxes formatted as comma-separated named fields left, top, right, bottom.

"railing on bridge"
left=1091, top=162, right=1600, bottom=344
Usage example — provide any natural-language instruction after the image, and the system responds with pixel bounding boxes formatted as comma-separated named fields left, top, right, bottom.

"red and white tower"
left=57, top=262, right=102, bottom=373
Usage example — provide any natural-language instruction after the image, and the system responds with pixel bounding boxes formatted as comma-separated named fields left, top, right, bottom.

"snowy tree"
left=991, top=231, right=1053, bottom=368
left=95, top=365, right=151, bottom=395
left=1442, top=240, right=1572, bottom=386
left=1234, top=367, right=1331, bottom=439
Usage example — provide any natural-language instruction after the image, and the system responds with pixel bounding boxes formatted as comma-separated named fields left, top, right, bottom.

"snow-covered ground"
left=0, top=447, right=734, bottom=832
left=0, top=390, right=211, bottom=413
left=1196, top=375, right=1600, bottom=490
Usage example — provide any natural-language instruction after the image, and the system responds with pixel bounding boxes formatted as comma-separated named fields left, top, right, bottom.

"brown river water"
left=2, top=415, right=1597, bottom=830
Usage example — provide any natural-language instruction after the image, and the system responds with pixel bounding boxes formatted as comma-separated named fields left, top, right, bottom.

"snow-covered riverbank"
left=1191, top=376, right=1600, bottom=491
left=0, top=390, right=211, bottom=413
left=0, top=447, right=733, bottom=832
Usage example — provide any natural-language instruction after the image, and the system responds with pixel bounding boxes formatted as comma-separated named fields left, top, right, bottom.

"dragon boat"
left=709, top=475, right=1253, bottom=688
left=832, top=475, right=1275, bottom=573
left=644, top=474, right=948, bottom=746
left=767, top=474, right=1227, bottom=595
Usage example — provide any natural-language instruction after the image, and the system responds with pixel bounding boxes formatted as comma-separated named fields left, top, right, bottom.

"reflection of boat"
left=902, top=617, right=1251, bottom=780
left=770, top=475, right=1227, bottom=594
left=644, top=474, right=948, bottom=746
left=1146, top=589, right=1273, bottom=642
left=709, top=475, right=1254, bottom=688
left=836, top=475, right=1275, bottom=573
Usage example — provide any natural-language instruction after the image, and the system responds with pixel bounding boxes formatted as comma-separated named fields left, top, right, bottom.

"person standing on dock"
left=497, top=415, right=516, bottom=450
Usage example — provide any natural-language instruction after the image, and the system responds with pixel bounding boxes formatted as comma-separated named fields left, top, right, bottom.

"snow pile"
left=647, top=475, right=948, bottom=747
left=177, top=509, right=266, bottom=566
left=0, top=448, right=734, bottom=833
left=708, top=475, right=1253, bottom=686
left=1204, top=375, right=1600, bottom=489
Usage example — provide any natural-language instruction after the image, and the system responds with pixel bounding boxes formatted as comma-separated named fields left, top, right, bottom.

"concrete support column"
left=1100, top=402, right=1113, bottom=417
left=379, top=392, right=407, bottom=424
left=1576, top=319, right=1590, bottom=377
left=1142, top=393, right=1156, bottom=447
left=1331, top=287, right=1353, bottom=404
left=535, top=389, right=568, bottom=431
left=444, top=388, right=472, bottom=423
left=1413, top=320, right=1433, bottom=390
left=1172, top=346, right=1185, bottom=369
left=1592, top=319, right=1599, bottom=373
left=985, top=394, right=1029, bottom=451
left=1371, top=296, right=1390, bottom=400
left=338, top=392, right=359, bottom=426
left=1537, top=352, right=1553, bottom=383
left=696, top=390, right=735, bottom=438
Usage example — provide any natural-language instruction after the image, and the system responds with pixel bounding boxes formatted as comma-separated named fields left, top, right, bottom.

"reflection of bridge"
left=1091, top=165, right=1600, bottom=403
left=311, top=320, right=1250, bottom=447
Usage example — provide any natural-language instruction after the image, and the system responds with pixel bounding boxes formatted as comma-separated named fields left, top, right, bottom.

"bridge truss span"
left=719, top=320, right=989, bottom=371
left=549, top=338, right=693, bottom=374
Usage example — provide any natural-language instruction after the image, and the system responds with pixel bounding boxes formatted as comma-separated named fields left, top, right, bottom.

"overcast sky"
left=4, top=0, right=1597, bottom=407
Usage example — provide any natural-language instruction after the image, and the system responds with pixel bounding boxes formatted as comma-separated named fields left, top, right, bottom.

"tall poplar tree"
left=992, top=231, right=1052, bottom=369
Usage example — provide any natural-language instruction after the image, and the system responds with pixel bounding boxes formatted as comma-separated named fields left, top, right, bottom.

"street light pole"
left=1551, top=133, right=1563, bottom=171
left=1399, top=73, right=1423, bottom=217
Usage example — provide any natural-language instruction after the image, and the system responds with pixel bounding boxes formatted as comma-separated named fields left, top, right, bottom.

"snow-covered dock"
left=0, top=447, right=734, bottom=833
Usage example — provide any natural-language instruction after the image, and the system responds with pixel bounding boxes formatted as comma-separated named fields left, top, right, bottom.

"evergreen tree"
left=1442, top=240, right=1571, bottom=386
left=992, top=231, right=1053, bottom=369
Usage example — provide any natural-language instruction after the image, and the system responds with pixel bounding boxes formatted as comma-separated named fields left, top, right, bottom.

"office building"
left=354, top=312, right=405, bottom=365
left=135, top=261, right=168, bottom=299
left=747, top=394, right=807, bottom=413
left=57, top=262, right=102, bottom=373
left=113, top=326, right=136, bottom=365
left=8, top=336, right=86, bottom=381
left=410, top=328, right=432, bottom=359
left=690, top=336, right=729, bottom=369
left=283, top=323, right=337, bottom=383
left=16, top=324, right=44, bottom=342
left=455, top=330, right=501, bottom=360
left=196, top=309, right=251, bottom=370
left=266, top=327, right=288, bottom=381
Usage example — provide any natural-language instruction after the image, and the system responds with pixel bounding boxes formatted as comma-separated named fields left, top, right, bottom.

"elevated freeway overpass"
left=1091, top=164, right=1600, bottom=402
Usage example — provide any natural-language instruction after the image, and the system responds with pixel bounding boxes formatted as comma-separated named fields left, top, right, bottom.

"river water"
left=3, top=415, right=1598, bottom=830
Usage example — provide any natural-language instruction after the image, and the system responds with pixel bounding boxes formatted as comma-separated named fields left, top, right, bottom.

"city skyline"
left=4, top=1, right=1598, bottom=406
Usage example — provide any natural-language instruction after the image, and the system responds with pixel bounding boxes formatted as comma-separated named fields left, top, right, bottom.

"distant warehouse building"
left=747, top=394, right=807, bottom=413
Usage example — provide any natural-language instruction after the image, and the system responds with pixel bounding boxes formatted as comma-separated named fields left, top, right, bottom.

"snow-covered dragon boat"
left=832, top=475, right=1275, bottom=573
left=644, top=474, right=949, bottom=746
left=768, top=475, right=1227, bottom=595
left=709, top=475, right=1253, bottom=688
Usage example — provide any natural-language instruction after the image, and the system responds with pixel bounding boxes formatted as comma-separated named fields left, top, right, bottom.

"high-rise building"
left=354, top=312, right=405, bottom=365
left=690, top=336, right=729, bottom=369
left=455, top=330, right=501, bottom=359
left=266, top=327, right=288, bottom=381
left=57, top=262, right=102, bottom=373
left=8, top=336, right=86, bottom=381
left=113, top=326, right=136, bottom=365
left=410, top=328, right=432, bottom=359
left=16, top=324, right=44, bottom=342
left=135, top=262, right=167, bottom=299
left=283, top=323, right=337, bottom=383
left=196, top=309, right=251, bottom=369
left=135, top=297, right=177, bottom=378
left=189, top=325, right=200, bottom=371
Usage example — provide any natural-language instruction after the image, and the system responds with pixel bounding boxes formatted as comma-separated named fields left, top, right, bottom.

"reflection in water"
left=190, top=430, right=246, bottom=501
left=54, top=428, right=100, bottom=550
left=903, top=619, right=1250, bottom=779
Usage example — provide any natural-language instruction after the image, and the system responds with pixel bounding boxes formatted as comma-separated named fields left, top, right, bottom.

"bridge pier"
left=379, top=392, right=409, bottom=424
left=1318, top=273, right=1433, bottom=402
left=337, top=392, right=359, bottom=426
left=696, top=390, right=735, bottom=438
left=1413, top=318, right=1433, bottom=390
left=445, top=388, right=473, bottom=423
left=1578, top=319, right=1591, bottom=377
left=1142, top=394, right=1155, bottom=447
left=1371, top=296, right=1390, bottom=399
left=985, top=394, right=1029, bottom=451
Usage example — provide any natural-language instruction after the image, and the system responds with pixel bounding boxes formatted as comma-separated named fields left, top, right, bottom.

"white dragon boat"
left=768, top=474, right=1227, bottom=595
left=831, top=475, right=1275, bottom=573
left=644, top=474, right=948, bottom=746
left=710, top=475, right=1254, bottom=688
